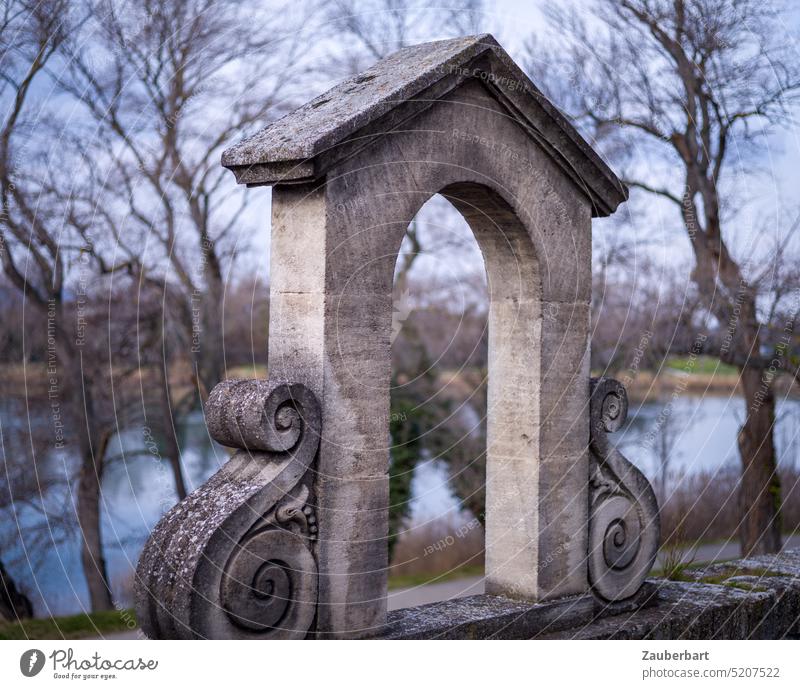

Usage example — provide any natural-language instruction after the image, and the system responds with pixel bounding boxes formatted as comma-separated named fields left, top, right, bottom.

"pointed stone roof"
left=221, top=34, right=627, bottom=216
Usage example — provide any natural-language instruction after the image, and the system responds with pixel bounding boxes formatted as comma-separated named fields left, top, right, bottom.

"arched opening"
left=387, top=183, right=541, bottom=608
left=140, top=32, right=628, bottom=638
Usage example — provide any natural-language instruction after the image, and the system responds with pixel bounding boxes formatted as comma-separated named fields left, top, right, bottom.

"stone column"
left=268, top=183, right=393, bottom=638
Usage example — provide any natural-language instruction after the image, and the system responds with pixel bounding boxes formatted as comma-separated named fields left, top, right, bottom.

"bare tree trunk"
left=192, top=254, right=226, bottom=402
left=530, top=0, right=800, bottom=557
left=157, top=353, right=187, bottom=500
left=71, top=364, right=114, bottom=612
left=199, top=294, right=224, bottom=393
left=0, top=558, right=33, bottom=621
left=737, top=367, right=782, bottom=555
left=76, top=445, right=113, bottom=611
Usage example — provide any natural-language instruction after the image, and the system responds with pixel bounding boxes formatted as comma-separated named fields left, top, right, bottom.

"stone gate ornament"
left=588, top=378, right=660, bottom=601
left=135, top=34, right=660, bottom=639
left=136, top=381, right=321, bottom=639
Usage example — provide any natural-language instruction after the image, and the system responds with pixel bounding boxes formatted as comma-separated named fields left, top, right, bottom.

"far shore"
left=2, top=360, right=798, bottom=406
left=622, top=369, right=800, bottom=403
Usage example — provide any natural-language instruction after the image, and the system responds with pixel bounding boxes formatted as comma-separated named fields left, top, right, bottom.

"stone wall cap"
left=221, top=33, right=628, bottom=216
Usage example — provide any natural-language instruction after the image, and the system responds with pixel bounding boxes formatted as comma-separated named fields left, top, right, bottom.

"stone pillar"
left=267, top=172, right=593, bottom=635
left=268, top=183, right=393, bottom=637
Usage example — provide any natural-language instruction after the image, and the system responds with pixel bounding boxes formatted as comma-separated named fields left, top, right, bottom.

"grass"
left=225, top=364, right=268, bottom=379
left=723, top=581, right=768, bottom=593
left=695, top=566, right=784, bottom=586
left=0, top=609, right=137, bottom=640
left=388, top=563, right=483, bottom=590
left=660, top=560, right=696, bottom=582
left=657, top=559, right=787, bottom=587
left=664, top=355, right=738, bottom=375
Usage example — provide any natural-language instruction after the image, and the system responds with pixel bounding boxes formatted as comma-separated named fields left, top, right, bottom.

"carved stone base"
left=136, top=372, right=662, bottom=639
left=379, top=589, right=659, bottom=640
left=591, top=581, right=659, bottom=618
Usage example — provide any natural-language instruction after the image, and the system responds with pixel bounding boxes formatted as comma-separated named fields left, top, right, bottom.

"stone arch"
left=386, top=182, right=542, bottom=595
left=438, top=182, right=542, bottom=594
left=135, top=35, right=658, bottom=642
left=265, top=101, right=594, bottom=633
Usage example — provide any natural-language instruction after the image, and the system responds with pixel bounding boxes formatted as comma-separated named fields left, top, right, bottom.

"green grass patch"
left=388, top=564, right=483, bottom=590
left=660, top=560, right=696, bottom=582
left=696, top=566, right=784, bottom=586
left=665, top=355, right=738, bottom=375
left=0, top=609, right=137, bottom=640
left=722, top=581, right=769, bottom=593
left=655, top=561, right=785, bottom=586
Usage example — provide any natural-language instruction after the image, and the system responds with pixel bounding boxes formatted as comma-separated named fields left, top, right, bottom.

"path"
left=387, top=534, right=800, bottom=610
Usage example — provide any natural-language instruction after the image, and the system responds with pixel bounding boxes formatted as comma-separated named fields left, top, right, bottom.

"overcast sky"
left=233, top=0, right=800, bottom=291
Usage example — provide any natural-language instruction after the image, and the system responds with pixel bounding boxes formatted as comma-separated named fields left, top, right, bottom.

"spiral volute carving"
left=221, top=529, right=317, bottom=633
left=588, top=378, right=660, bottom=602
left=135, top=380, right=321, bottom=639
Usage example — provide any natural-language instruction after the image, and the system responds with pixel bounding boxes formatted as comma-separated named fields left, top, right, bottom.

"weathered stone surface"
left=379, top=550, right=800, bottom=639
left=587, top=378, right=660, bottom=602
left=382, top=593, right=596, bottom=640
left=223, top=36, right=494, bottom=167
left=135, top=382, right=322, bottom=639
left=270, top=185, right=327, bottom=295
left=541, top=549, right=800, bottom=640
left=313, top=474, right=389, bottom=638
left=221, top=35, right=627, bottom=217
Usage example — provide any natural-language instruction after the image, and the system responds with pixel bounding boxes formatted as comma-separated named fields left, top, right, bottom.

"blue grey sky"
left=236, top=0, right=800, bottom=286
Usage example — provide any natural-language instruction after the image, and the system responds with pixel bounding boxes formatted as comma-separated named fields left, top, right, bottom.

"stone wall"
left=382, top=549, right=800, bottom=639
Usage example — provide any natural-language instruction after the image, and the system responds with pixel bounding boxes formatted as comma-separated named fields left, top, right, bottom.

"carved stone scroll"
left=135, top=380, right=321, bottom=639
left=588, top=377, right=660, bottom=601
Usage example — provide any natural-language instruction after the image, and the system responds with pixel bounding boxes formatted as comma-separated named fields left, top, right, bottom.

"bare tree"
left=0, top=369, right=79, bottom=620
left=592, top=255, right=704, bottom=374
left=0, top=388, right=67, bottom=621
left=0, top=559, right=32, bottom=621
left=0, top=0, right=202, bottom=609
left=528, top=0, right=800, bottom=555
left=51, top=0, right=310, bottom=512
left=61, top=0, right=305, bottom=393
left=324, top=0, right=485, bottom=75
left=0, top=0, right=123, bottom=610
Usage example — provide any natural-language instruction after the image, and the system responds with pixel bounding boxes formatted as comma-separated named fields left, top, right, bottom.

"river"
left=2, top=395, right=799, bottom=616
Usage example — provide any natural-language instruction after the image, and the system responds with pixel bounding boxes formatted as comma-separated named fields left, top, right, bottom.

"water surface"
left=2, top=394, right=799, bottom=615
